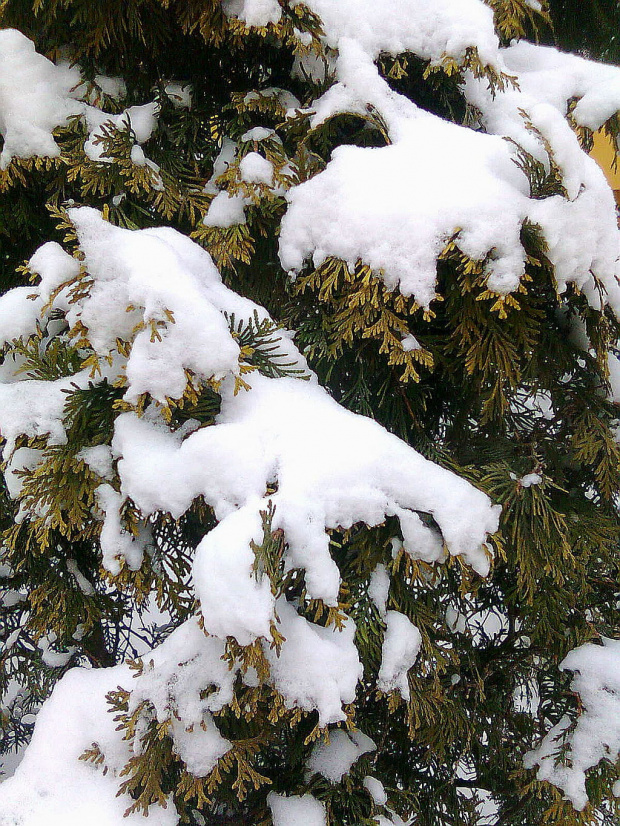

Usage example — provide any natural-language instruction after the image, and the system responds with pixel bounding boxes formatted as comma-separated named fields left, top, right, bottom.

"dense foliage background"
left=1, top=1, right=620, bottom=825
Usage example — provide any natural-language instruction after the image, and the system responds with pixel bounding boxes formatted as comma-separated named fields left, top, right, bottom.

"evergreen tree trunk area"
left=0, top=2, right=620, bottom=825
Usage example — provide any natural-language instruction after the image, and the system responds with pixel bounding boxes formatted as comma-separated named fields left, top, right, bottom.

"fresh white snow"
left=525, top=639, right=620, bottom=810
left=0, top=209, right=500, bottom=821
left=2, top=1, right=620, bottom=819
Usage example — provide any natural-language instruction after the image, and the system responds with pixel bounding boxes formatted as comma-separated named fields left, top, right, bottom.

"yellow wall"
left=590, top=129, right=620, bottom=193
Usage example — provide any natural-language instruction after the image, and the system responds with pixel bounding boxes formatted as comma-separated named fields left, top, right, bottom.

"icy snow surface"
left=378, top=610, right=422, bottom=700
left=264, top=598, right=362, bottom=726
left=2, top=0, right=620, bottom=820
left=280, top=97, right=534, bottom=306
left=192, top=504, right=276, bottom=645
left=58, top=208, right=253, bottom=402
left=239, top=150, right=274, bottom=185
left=0, top=29, right=159, bottom=168
left=299, top=0, right=500, bottom=67
left=203, top=190, right=248, bottom=226
left=0, top=371, right=91, bottom=458
left=369, top=562, right=390, bottom=617
left=0, top=666, right=178, bottom=826
left=463, top=47, right=620, bottom=309
left=0, top=29, right=81, bottom=168
left=279, top=11, right=620, bottom=315
left=127, top=619, right=234, bottom=777
left=364, top=775, right=388, bottom=805
left=0, top=210, right=501, bottom=820
left=0, top=287, right=44, bottom=343
left=268, top=791, right=327, bottom=826
left=525, top=638, right=620, bottom=810
left=306, top=728, right=376, bottom=782
left=83, top=101, right=159, bottom=163
left=501, top=41, right=620, bottom=131
left=115, top=365, right=500, bottom=609
left=0, top=209, right=500, bottom=589
left=163, top=81, right=192, bottom=109
left=222, top=0, right=282, bottom=28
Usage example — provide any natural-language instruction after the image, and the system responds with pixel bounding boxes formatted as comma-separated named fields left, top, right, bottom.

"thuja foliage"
left=544, top=0, right=620, bottom=62
left=0, top=1, right=620, bottom=826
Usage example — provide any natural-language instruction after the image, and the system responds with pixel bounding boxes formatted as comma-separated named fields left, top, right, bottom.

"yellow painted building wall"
left=590, top=130, right=620, bottom=205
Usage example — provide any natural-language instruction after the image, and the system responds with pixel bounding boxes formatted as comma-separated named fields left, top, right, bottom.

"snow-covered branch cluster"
left=1, top=0, right=620, bottom=822
left=0, top=209, right=498, bottom=823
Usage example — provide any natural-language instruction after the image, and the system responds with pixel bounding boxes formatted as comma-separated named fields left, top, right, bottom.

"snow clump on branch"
left=0, top=210, right=499, bottom=823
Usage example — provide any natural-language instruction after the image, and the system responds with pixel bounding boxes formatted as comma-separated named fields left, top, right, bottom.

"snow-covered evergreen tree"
left=0, top=2, right=620, bottom=824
